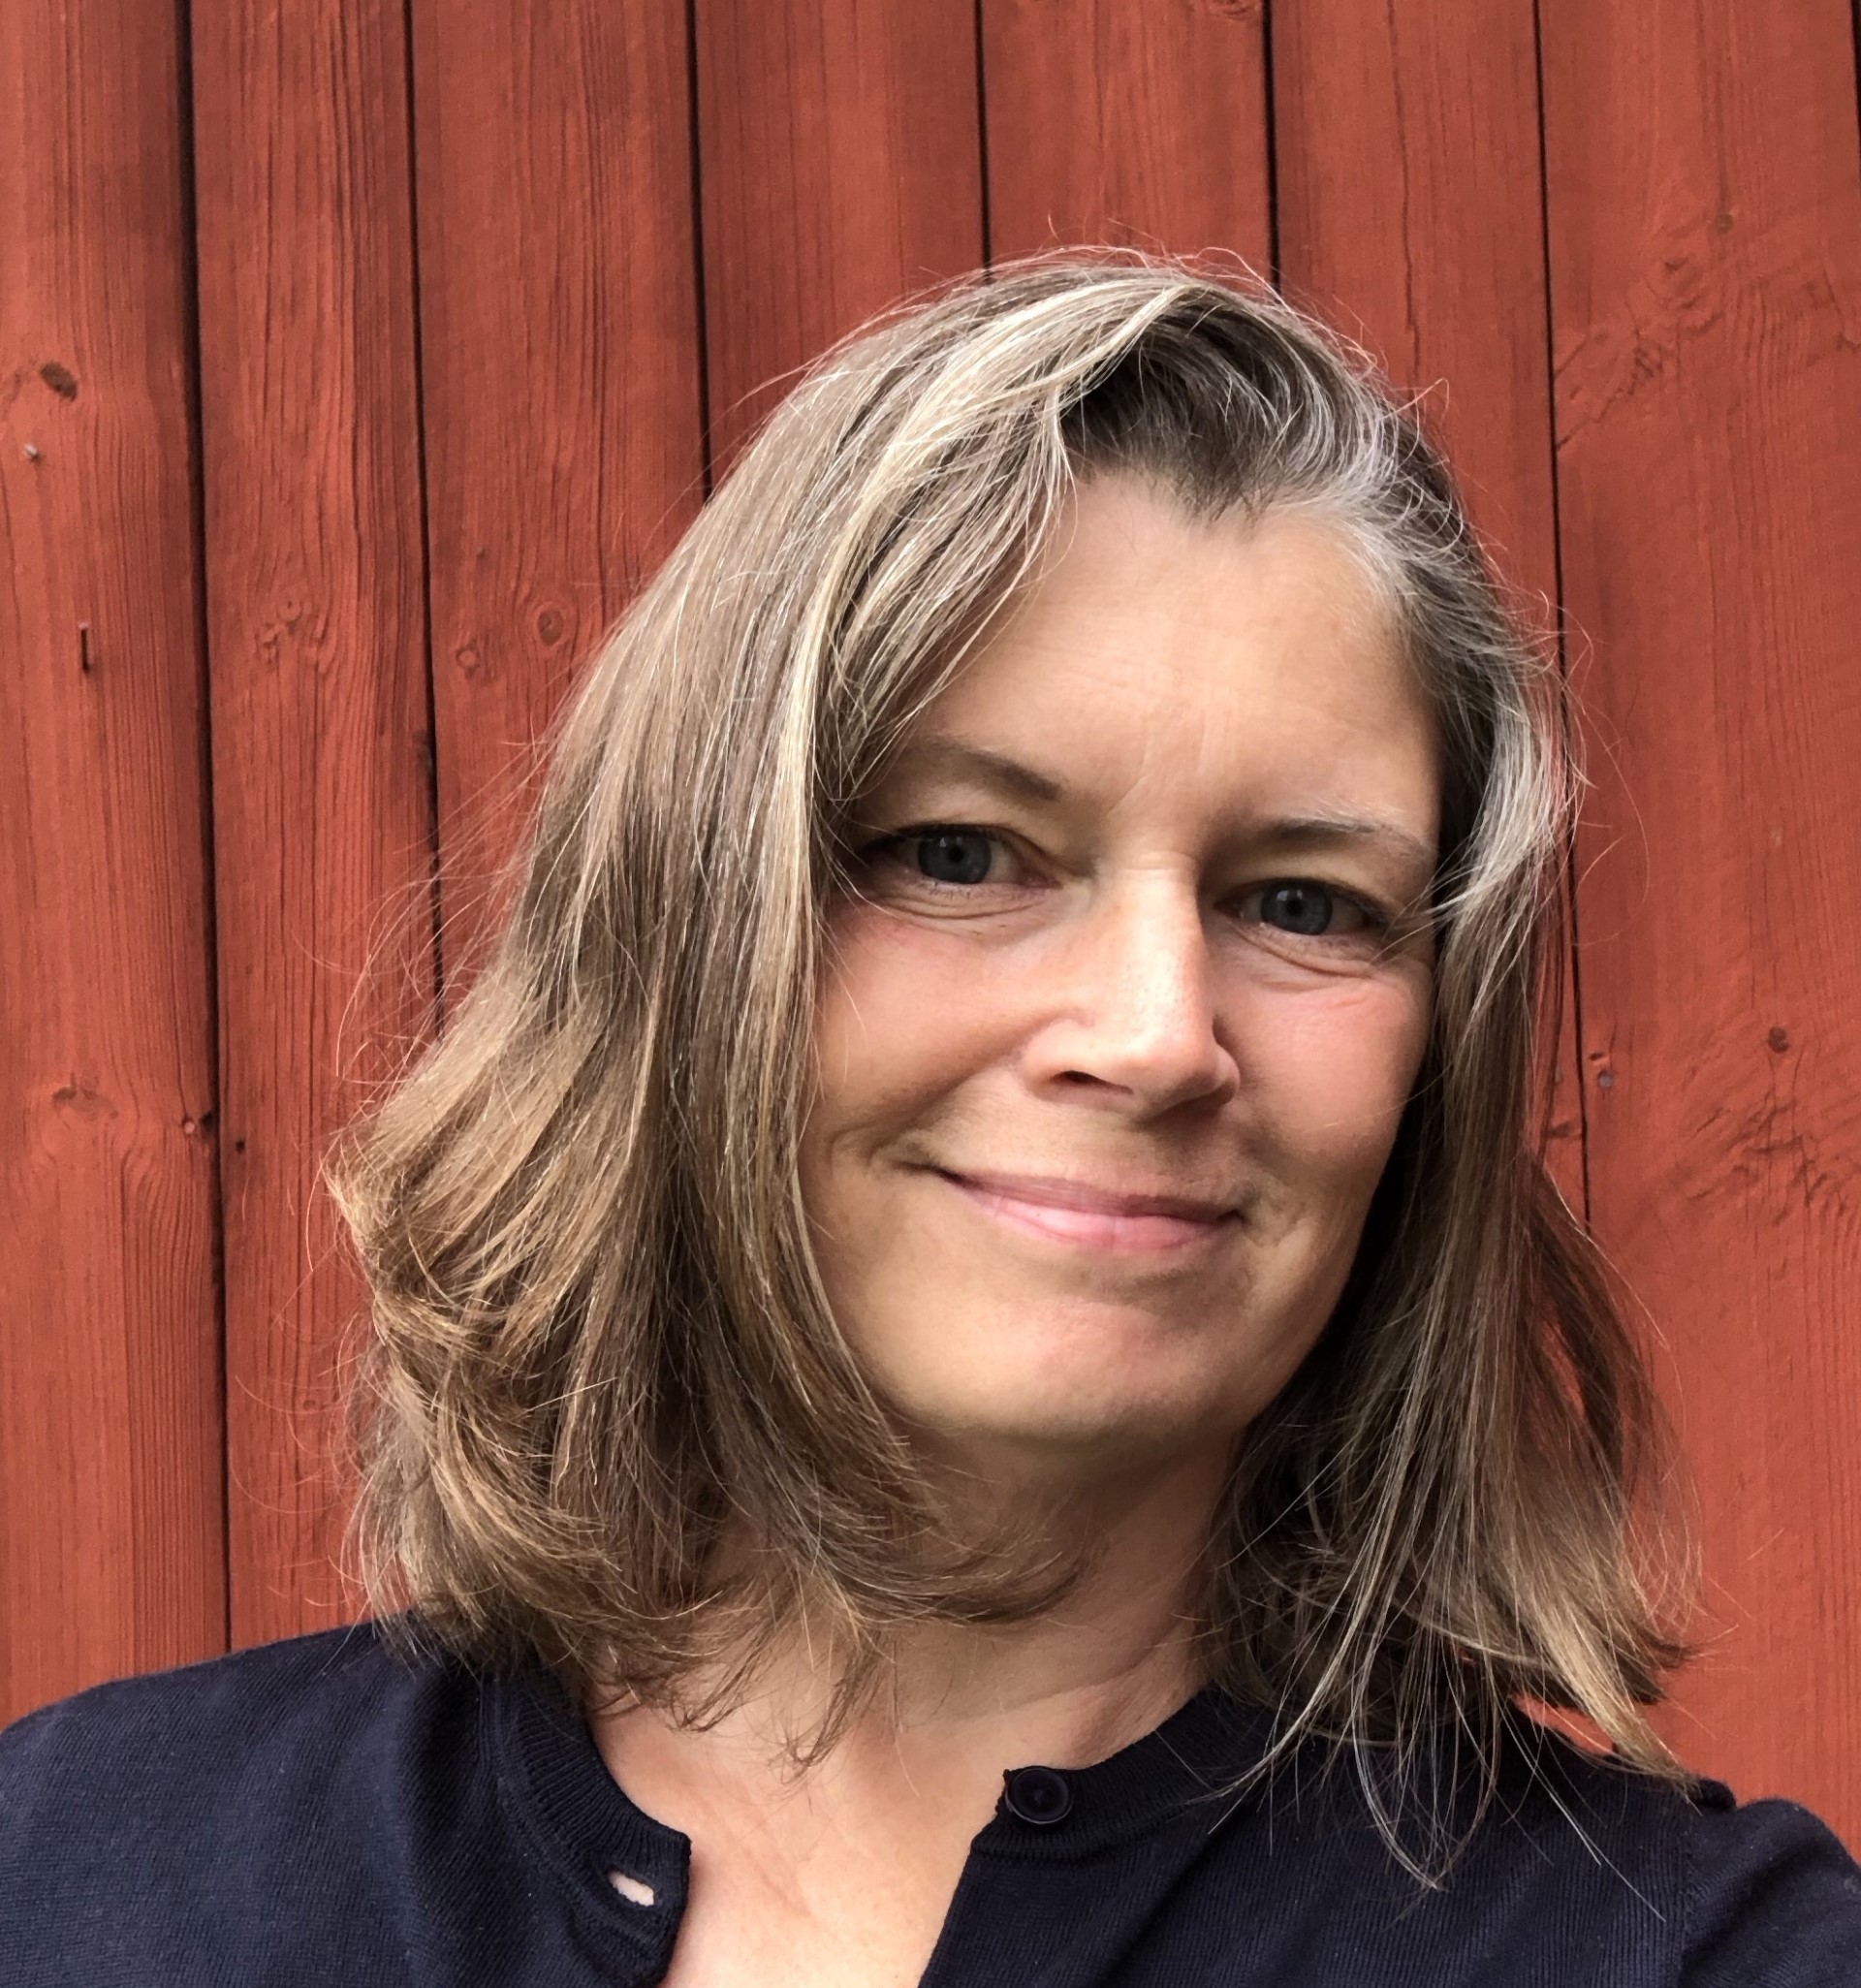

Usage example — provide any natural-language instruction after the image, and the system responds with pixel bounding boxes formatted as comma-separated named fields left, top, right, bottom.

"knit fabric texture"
left=3, top=1622, right=1857, bottom=1984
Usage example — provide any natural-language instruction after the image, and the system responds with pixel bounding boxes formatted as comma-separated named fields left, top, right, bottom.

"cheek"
left=1207, top=978, right=1428, bottom=1405
left=808, top=910, right=1009, bottom=1146
left=1226, top=971, right=1430, bottom=1241
left=1262, top=982, right=1426, bottom=1143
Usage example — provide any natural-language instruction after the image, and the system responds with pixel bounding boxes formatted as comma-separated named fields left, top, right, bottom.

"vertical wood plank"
left=1269, top=1, right=1585, bottom=1200
left=982, top=0, right=1272, bottom=269
left=413, top=0, right=707, bottom=970
left=1272, top=1, right=1558, bottom=631
left=0, top=0, right=224, bottom=1717
left=190, top=0, right=436, bottom=1643
left=1543, top=0, right=1861, bottom=1832
left=694, top=0, right=984, bottom=470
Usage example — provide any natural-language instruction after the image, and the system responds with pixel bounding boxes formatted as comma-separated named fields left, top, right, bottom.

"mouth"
left=930, top=1168, right=1241, bottom=1256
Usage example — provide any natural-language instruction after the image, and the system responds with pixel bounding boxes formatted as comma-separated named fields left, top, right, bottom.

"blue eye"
left=1259, top=881, right=1339, bottom=935
left=910, top=827, right=994, bottom=882
left=1245, top=880, right=1384, bottom=940
left=895, top=828, right=999, bottom=887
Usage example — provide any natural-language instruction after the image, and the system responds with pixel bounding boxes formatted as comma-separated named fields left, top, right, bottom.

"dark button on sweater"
left=1002, top=1764, right=1073, bottom=1826
left=2, top=1622, right=1858, bottom=1986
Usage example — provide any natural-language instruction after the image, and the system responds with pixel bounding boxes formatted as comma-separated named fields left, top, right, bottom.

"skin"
left=593, top=478, right=1441, bottom=1988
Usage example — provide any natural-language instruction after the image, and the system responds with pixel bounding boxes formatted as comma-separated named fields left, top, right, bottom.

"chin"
left=885, top=1350, right=1248, bottom=1472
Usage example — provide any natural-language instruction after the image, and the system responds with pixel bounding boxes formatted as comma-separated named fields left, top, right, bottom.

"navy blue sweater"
left=2, top=1622, right=1857, bottom=1984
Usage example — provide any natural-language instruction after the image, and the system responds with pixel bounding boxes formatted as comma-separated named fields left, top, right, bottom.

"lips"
left=931, top=1167, right=1239, bottom=1254
left=937, top=1169, right=1236, bottom=1221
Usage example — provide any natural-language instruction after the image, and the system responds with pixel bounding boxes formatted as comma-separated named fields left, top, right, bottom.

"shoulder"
left=1479, top=1720, right=1861, bottom=1987
left=0, top=1622, right=502, bottom=1984
left=1164, top=1709, right=1861, bottom=1987
left=1674, top=1780, right=1861, bottom=1985
left=0, top=1620, right=462, bottom=1828
left=4, top=1616, right=410, bottom=1734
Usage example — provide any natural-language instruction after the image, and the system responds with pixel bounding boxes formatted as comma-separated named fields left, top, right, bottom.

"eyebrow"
left=1254, top=813, right=1438, bottom=875
left=888, top=738, right=1437, bottom=873
left=894, top=739, right=1068, bottom=804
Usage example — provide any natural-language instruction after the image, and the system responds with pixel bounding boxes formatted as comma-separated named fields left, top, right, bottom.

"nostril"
left=608, top=1869, right=655, bottom=1908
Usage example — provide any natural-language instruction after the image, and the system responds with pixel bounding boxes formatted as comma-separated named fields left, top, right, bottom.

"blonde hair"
left=329, top=252, right=1687, bottom=1859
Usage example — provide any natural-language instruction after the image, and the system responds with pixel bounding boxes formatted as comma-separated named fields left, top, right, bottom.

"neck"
left=583, top=1445, right=1233, bottom=1983
left=591, top=1439, right=1230, bottom=1791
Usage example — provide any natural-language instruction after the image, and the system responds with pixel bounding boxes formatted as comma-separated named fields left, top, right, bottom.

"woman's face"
left=799, top=479, right=1440, bottom=1474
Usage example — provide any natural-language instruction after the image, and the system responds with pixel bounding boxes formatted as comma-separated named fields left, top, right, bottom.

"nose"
left=1024, top=874, right=1240, bottom=1116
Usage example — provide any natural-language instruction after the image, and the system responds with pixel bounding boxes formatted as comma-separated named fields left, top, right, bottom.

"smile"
left=932, top=1169, right=1239, bottom=1255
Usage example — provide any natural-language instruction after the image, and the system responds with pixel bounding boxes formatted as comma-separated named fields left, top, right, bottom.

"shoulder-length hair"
left=329, top=251, right=1687, bottom=1843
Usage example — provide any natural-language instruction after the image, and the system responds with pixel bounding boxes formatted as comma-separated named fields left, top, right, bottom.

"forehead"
left=890, top=480, right=1439, bottom=851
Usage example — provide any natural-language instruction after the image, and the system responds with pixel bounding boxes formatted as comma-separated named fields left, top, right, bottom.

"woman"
left=3, top=255, right=1857, bottom=1985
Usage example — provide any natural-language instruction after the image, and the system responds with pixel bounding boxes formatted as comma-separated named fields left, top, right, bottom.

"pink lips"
left=935, top=1169, right=1238, bottom=1255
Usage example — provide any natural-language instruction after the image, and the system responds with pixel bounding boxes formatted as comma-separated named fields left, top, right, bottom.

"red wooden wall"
left=5, top=0, right=1858, bottom=1843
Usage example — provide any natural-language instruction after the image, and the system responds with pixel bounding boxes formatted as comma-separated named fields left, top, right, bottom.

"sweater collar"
left=976, top=1685, right=1277, bottom=1861
left=492, top=1660, right=1278, bottom=1922
left=491, top=1665, right=690, bottom=1981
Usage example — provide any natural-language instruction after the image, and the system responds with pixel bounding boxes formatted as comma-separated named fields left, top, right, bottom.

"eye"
left=1240, top=879, right=1383, bottom=940
left=866, top=824, right=1017, bottom=891
left=911, top=828, right=998, bottom=887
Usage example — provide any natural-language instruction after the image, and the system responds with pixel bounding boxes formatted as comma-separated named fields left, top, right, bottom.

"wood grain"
left=694, top=0, right=984, bottom=470
left=1542, top=0, right=1861, bottom=1836
left=7, top=0, right=1861, bottom=1828
left=982, top=0, right=1272, bottom=270
left=412, top=0, right=707, bottom=975
left=1269, top=0, right=1586, bottom=1204
left=0, top=0, right=224, bottom=1719
left=190, top=0, right=436, bottom=1644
